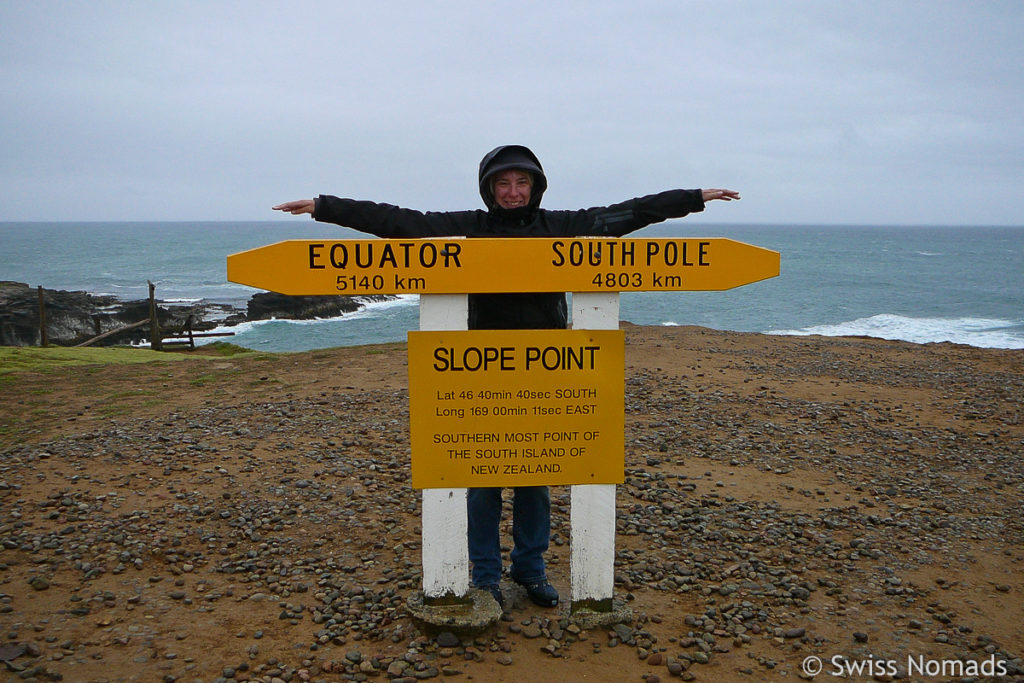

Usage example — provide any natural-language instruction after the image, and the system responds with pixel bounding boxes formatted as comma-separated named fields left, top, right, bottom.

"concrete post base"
left=406, top=587, right=501, bottom=639
left=568, top=598, right=633, bottom=630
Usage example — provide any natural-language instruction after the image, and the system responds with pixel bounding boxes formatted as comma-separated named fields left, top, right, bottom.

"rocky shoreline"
left=0, top=281, right=393, bottom=347
left=0, top=326, right=1021, bottom=682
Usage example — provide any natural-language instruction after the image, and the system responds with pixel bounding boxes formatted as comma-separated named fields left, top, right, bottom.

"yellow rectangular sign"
left=227, top=237, right=779, bottom=295
left=408, top=329, right=625, bottom=489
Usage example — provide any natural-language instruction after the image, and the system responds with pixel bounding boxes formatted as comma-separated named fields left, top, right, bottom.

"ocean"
left=2, top=221, right=1022, bottom=351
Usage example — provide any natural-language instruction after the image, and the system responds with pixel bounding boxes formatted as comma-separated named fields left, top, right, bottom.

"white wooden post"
left=419, top=294, right=470, bottom=600
left=570, top=292, right=620, bottom=609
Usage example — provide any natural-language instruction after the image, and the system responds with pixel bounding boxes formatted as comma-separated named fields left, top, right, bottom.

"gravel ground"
left=1, top=325, right=1021, bottom=682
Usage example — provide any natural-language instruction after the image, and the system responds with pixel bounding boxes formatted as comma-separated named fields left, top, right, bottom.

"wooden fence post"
left=37, top=286, right=48, bottom=347
left=148, top=281, right=162, bottom=351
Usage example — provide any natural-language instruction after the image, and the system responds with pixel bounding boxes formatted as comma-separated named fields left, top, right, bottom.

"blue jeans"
left=467, top=486, right=550, bottom=586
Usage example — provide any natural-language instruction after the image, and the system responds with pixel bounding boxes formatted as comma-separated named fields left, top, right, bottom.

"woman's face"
left=492, top=170, right=533, bottom=209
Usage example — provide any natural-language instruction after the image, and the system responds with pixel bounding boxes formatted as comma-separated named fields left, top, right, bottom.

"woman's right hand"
left=272, top=199, right=315, bottom=215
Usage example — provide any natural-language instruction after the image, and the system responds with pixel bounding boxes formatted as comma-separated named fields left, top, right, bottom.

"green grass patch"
left=107, top=389, right=157, bottom=400
left=97, top=404, right=131, bottom=417
left=0, top=343, right=268, bottom=374
left=0, top=346, right=187, bottom=374
left=197, top=342, right=259, bottom=357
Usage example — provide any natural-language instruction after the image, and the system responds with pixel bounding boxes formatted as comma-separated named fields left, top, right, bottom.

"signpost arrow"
left=227, top=237, right=779, bottom=295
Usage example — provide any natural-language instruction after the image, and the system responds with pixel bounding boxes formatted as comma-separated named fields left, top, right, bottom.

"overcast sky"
left=1, top=1, right=1022, bottom=225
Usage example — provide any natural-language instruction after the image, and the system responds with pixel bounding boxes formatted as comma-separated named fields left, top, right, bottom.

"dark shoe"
left=478, top=583, right=503, bottom=609
left=515, top=579, right=559, bottom=607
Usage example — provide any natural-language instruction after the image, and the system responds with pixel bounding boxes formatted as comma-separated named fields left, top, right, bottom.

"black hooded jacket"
left=312, top=145, right=706, bottom=329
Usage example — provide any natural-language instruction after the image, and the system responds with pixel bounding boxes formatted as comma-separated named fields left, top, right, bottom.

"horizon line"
left=3, top=220, right=1024, bottom=229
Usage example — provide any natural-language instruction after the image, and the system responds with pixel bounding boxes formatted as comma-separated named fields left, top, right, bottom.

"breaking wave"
left=767, top=314, right=1024, bottom=349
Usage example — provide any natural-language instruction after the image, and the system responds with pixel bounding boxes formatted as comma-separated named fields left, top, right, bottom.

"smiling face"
left=491, top=169, right=533, bottom=209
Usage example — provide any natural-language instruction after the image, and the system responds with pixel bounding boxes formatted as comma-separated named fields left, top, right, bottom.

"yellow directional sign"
left=227, top=237, right=779, bottom=295
left=408, top=329, right=625, bottom=488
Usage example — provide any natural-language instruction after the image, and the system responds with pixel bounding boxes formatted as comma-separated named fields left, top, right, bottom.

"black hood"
left=478, top=145, right=548, bottom=211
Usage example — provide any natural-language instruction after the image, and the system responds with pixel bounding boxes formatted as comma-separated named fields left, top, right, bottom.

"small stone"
left=523, top=623, right=543, bottom=639
left=853, top=631, right=869, bottom=643
left=0, top=643, right=27, bottom=661
left=435, top=631, right=460, bottom=648
left=783, top=627, right=805, bottom=639
left=613, top=623, right=634, bottom=642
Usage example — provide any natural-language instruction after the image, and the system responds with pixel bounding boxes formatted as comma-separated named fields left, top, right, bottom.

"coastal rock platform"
left=0, top=281, right=392, bottom=347
left=0, top=326, right=1021, bottom=681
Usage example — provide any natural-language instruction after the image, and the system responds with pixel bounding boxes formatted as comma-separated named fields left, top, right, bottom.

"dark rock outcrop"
left=1, top=282, right=109, bottom=346
left=246, top=293, right=392, bottom=321
left=0, top=281, right=233, bottom=347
